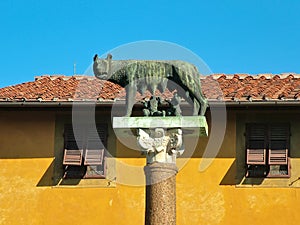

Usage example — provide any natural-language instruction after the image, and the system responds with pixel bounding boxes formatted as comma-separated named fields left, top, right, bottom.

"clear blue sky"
left=0, top=0, right=299, bottom=87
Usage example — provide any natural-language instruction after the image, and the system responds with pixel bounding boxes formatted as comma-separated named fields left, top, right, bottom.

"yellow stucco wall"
left=1, top=111, right=300, bottom=225
left=0, top=111, right=55, bottom=158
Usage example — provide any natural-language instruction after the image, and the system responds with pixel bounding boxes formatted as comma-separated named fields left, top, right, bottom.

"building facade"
left=1, top=74, right=300, bottom=225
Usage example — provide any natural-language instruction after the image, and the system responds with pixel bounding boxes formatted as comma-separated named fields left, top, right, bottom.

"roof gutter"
left=0, top=101, right=116, bottom=107
left=0, top=100, right=300, bottom=108
left=219, top=101, right=300, bottom=107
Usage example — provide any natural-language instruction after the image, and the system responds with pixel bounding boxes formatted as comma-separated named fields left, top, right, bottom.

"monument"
left=94, top=54, right=208, bottom=225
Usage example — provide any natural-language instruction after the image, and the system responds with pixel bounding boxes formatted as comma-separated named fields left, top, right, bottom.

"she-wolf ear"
left=106, top=53, right=112, bottom=60
left=93, top=54, right=98, bottom=62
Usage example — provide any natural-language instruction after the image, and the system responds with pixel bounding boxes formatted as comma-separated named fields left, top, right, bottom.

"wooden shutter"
left=268, top=124, right=289, bottom=165
left=84, top=149, right=105, bottom=165
left=63, top=149, right=83, bottom=165
left=246, top=124, right=267, bottom=165
left=64, top=124, right=84, bottom=150
left=96, top=123, right=107, bottom=146
left=86, top=124, right=107, bottom=149
left=247, top=149, right=266, bottom=165
left=84, top=124, right=108, bottom=165
left=269, top=149, right=288, bottom=165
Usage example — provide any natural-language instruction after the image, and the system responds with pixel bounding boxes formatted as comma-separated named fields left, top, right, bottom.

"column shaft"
left=144, top=162, right=178, bottom=225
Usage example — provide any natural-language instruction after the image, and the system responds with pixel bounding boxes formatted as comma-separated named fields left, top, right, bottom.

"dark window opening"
left=245, top=123, right=290, bottom=178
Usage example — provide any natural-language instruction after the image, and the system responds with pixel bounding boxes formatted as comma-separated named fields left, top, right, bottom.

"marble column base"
left=144, top=162, right=178, bottom=225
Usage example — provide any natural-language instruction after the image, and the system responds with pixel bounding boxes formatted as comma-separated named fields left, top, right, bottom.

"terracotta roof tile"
left=1, top=74, right=300, bottom=103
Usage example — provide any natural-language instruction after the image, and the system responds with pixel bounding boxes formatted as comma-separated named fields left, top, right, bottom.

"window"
left=62, top=123, right=107, bottom=179
left=245, top=123, right=290, bottom=178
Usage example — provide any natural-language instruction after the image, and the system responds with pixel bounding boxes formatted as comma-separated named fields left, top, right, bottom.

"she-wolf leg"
left=125, top=83, right=137, bottom=117
left=193, top=100, right=200, bottom=116
left=199, top=98, right=208, bottom=116
left=194, top=93, right=208, bottom=116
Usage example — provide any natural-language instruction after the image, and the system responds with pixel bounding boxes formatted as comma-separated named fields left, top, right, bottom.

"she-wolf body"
left=93, top=54, right=207, bottom=116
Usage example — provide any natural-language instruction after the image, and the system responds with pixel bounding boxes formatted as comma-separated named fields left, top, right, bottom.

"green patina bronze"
left=93, top=54, right=208, bottom=116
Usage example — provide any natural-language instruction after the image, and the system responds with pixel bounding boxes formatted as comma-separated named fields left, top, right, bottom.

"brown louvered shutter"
left=86, top=124, right=107, bottom=148
left=64, top=124, right=85, bottom=150
left=84, top=149, right=105, bottom=165
left=246, top=123, right=267, bottom=165
left=63, top=124, right=85, bottom=166
left=84, top=124, right=107, bottom=166
left=63, top=149, right=83, bottom=165
left=268, top=124, right=289, bottom=165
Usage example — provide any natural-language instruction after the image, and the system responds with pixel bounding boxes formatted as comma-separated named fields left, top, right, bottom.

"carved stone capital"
left=137, top=128, right=184, bottom=164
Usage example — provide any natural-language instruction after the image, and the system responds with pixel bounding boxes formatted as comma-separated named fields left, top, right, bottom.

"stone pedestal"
left=113, top=116, right=208, bottom=225
left=144, top=163, right=178, bottom=225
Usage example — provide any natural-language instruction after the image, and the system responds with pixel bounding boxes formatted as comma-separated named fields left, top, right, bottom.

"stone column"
left=137, top=128, right=183, bottom=225
left=144, top=162, right=178, bottom=225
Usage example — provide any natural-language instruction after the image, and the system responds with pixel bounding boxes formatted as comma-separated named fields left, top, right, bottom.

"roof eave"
left=1, top=100, right=300, bottom=108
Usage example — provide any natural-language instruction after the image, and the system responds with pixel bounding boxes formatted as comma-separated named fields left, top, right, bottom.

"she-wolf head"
left=93, top=54, right=112, bottom=80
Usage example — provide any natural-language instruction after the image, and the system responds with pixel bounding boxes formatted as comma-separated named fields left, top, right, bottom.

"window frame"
left=245, top=123, right=291, bottom=178
left=63, top=123, right=108, bottom=179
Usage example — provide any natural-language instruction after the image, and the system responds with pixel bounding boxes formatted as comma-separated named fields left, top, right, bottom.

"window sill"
left=53, top=178, right=116, bottom=188
left=235, top=176, right=297, bottom=188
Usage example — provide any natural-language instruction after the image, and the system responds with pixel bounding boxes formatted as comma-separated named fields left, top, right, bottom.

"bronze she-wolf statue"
left=93, top=54, right=208, bottom=116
